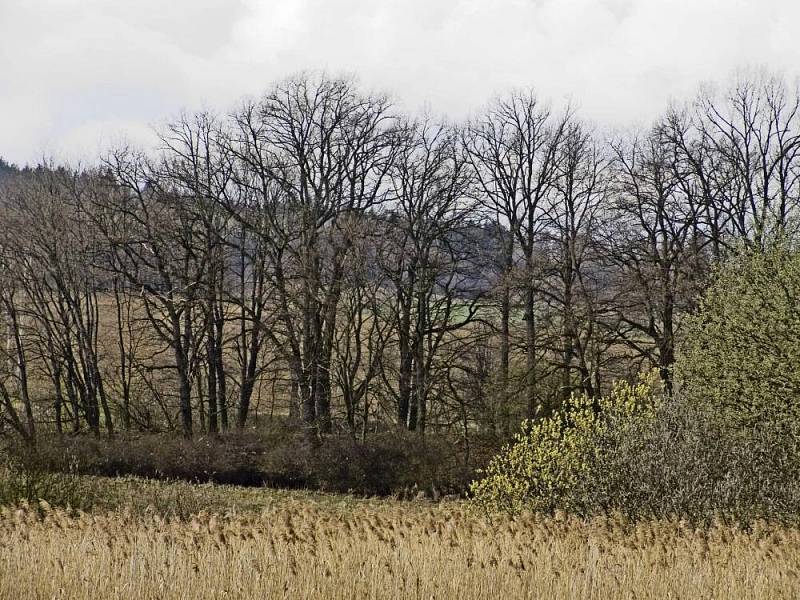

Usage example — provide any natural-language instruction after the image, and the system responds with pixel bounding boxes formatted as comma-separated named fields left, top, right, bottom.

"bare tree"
left=606, top=125, right=708, bottom=391
left=695, top=74, right=800, bottom=247
left=378, top=117, right=481, bottom=432
left=89, top=150, right=208, bottom=437
left=540, top=120, right=610, bottom=401
left=223, top=74, right=400, bottom=434
left=464, top=91, right=570, bottom=422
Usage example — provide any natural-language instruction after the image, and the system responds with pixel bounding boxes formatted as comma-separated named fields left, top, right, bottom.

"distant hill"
left=0, top=157, right=19, bottom=180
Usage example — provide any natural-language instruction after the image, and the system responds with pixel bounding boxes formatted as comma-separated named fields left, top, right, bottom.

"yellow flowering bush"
left=471, top=373, right=660, bottom=515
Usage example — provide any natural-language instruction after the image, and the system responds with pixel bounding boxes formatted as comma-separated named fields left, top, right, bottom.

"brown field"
left=0, top=478, right=798, bottom=599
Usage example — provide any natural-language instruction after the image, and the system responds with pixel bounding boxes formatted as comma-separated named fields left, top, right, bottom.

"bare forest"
left=3, top=72, right=798, bottom=446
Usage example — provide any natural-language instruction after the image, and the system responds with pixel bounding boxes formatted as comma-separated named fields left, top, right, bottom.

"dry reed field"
left=0, top=481, right=799, bottom=599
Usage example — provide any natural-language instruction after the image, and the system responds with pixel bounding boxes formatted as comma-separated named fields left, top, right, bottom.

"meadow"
left=0, top=477, right=798, bottom=599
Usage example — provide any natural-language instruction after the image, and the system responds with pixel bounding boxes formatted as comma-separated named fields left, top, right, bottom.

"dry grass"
left=0, top=480, right=799, bottom=599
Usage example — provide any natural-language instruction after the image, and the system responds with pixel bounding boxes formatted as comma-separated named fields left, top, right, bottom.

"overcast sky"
left=2, top=0, right=799, bottom=166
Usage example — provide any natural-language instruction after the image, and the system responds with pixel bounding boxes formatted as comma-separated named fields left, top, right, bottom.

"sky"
left=2, top=0, right=800, bottom=166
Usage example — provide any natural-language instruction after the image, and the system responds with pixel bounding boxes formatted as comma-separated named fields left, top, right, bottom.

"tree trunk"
left=524, top=283, right=537, bottom=421
left=173, top=314, right=193, bottom=438
left=499, top=240, right=513, bottom=435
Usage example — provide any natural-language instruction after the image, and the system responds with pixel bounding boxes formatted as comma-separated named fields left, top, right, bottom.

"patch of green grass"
left=60, top=475, right=439, bottom=518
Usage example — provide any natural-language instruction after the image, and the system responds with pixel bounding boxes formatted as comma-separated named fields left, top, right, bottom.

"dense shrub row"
left=5, top=424, right=496, bottom=498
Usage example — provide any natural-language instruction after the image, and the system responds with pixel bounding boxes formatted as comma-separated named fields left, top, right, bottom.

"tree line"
left=1, top=71, right=799, bottom=443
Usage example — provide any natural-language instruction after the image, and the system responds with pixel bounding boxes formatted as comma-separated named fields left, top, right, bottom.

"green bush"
left=0, top=446, right=95, bottom=510
left=470, top=373, right=660, bottom=514
left=676, top=242, right=800, bottom=427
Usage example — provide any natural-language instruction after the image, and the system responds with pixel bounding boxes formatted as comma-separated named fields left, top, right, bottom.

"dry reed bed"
left=1, top=500, right=799, bottom=599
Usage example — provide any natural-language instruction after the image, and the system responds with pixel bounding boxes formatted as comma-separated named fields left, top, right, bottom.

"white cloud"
left=2, top=0, right=800, bottom=165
